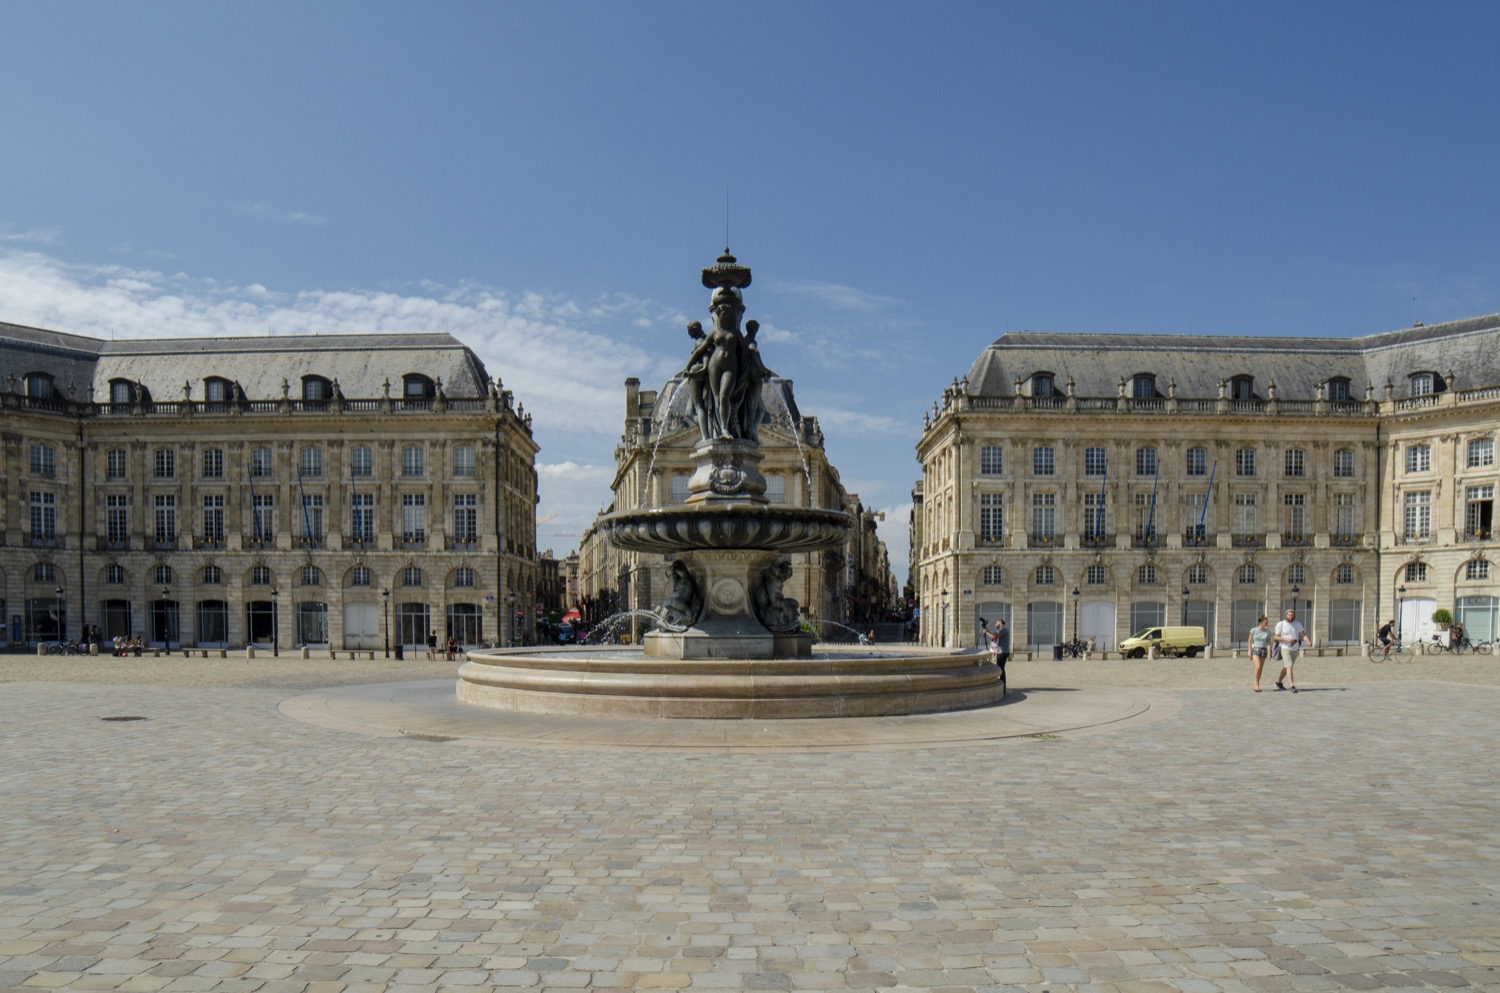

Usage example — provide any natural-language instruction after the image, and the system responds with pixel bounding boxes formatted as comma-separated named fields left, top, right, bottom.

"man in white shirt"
left=1274, top=608, right=1310, bottom=692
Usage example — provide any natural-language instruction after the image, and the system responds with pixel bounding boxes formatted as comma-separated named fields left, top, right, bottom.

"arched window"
left=302, top=375, right=332, bottom=402
left=1086, top=564, right=1107, bottom=585
left=155, top=565, right=174, bottom=585
left=1326, top=377, right=1352, bottom=402
left=106, top=564, right=126, bottom=585
left=250, top=565, right=272, bottom=586
left=1137, top=564, right=1158, bottom=585
left=1237, top=564, right=1257, bottom=584
left=203, top=377, right=232, bottom=409
left=453, top=567, right=475, bottom=588
left=1030, top=373, right=1055, bottom=398
left=402, top=566, right=423, bottom=587
left=1334, top=564, right=1355, bottom=585
left=1132, top=374, right=1157, bottom=399
left=981, top=565, right=1004, bottom=585
left=202, top=565, right=223, bottom=584
left=300, top=566, right=323, bottom=587
left=109, top=379, right=135, bottom=405
left=1230, top=375, right=1255, bottom=400
left=1186, top=564, right=1209, bottom=585
left=402, top=374, right=434, bottom=405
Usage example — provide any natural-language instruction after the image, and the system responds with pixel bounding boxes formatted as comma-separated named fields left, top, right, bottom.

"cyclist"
left=1377, top=619, right=1396, bottom=653
left=1450, top=621, right=1466, bottom=650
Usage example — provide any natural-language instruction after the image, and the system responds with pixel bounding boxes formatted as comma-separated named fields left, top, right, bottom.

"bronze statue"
left=678, top=283, right=775, bottom=445
left=655, top=560, right=703, bottom=632
left=752, top=556, right=801, bottom=633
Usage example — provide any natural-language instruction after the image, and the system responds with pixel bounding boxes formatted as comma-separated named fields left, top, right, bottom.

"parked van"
left=1119, top=625, right=1207, bottom=658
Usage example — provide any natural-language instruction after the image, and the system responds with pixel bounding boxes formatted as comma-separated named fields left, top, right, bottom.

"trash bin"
left=395, top=643, right=404, bottom=660
left=1052, top=644, right=1063, bottom=661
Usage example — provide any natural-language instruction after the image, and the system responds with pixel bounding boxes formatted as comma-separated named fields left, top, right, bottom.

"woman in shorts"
left=1246, top=615, right=1272, bottom=692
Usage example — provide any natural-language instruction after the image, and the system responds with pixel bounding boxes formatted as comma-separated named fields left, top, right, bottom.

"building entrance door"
left=343, top=602, right=379, bottom=650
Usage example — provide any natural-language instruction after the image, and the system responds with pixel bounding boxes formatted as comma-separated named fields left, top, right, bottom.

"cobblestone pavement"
left=2, top=651, right=1498, bottom=992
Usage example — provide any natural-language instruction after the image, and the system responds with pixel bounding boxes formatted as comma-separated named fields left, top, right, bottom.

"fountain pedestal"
left=644, top=549, right=812, bottom=660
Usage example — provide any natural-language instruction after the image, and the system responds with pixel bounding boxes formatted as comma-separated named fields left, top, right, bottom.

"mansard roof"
left=0, top=323, right=493, bottom=399
left=965, top=312, right=1500, bottom=399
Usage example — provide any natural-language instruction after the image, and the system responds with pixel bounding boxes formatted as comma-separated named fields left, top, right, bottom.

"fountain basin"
left=457, top=645, right=1005, bottom=719
left=600, top=505, right=851, bottom=554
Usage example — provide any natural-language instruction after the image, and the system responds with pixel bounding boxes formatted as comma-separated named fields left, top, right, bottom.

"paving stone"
left=1, top=657, right=1498, bottom=993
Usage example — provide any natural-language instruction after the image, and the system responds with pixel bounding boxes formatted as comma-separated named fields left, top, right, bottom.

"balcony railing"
left=342, top=535, right=376, bottom=550
left=447, top=536, right=479, bottom=551
left=1182, top=528, right=1213, bottom=547
left=147, top=535, right=178, bottom=551
left=1462, top=528, right=1493, bottom=541
left=195, top=536, right=225, bottom=550
left=1330, top=532, right=1362, bottom=547
left=244, top=535, right=276, bottom=549
left=1081, top=533, right=1114, bottom=549
left=1281, top=532, right=1312, bottom=547
left=103, top=536, right=130, bottom=551
left=29, top=534, right=63, bottom=549
left=400, top=534, right=427, bottom=549
left=1027, top=533, right=1061, bottom=549
left=1231, top=533, right=1264, bottom=548
left=1131, top=530, right=1159, bottom=549
left=1395, top=531, right=1432, bottom=545
left=294, top=536, right=325, bottom=550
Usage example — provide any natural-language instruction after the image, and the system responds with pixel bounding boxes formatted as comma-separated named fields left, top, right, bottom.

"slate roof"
left=965, top=312, right=1500, bottom=400
left=0, top=323, right=493, bottom=400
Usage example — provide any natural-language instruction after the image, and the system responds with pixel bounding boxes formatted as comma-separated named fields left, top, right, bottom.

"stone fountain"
left=457, top=251, right=1004, bottom=718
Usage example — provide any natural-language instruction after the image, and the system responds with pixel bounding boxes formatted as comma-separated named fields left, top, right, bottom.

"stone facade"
left=915, top=314, right=1500, bottom=651
left=1, top=322, right=538, bottom=651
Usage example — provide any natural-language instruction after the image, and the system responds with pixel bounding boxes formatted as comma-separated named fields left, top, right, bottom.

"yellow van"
left=1119, top=625, right=1208, bottom=658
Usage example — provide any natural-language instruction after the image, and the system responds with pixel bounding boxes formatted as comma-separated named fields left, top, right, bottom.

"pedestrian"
left=980, top=617, right=999, bottom=666
left=1085, top=634, right=1097, bottom=659
left=993, top=618, right=1011, bottom=679
left=866, top=629, right=875, bottom=645
left=1273, top=608, right=1309, bottom=692
left=1246, top=614, right=1272, bottom=692
left=445, top=635, right=458, bottom=661
left=426, top=629, right=438, bottom=660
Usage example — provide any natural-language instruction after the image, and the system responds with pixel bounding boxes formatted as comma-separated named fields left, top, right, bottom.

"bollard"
left=1204, top=643, right=1214, bottom=660
left=1148, top=645, right=1158, bottom=660
left=246, top=645, right=256, bottom=659
left=90, top=643, right=100, bottom=656
left=37, top=643, right=46, bottom=656
left=300, top=646, right=310, bottom=660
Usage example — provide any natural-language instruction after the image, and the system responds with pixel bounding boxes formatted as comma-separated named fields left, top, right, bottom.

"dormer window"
left=1132, top=374, right=1157, bottom=399
left=1030, top=373, right=1055, bottom=398
left=1409, top=371, right=1444, bottom=396
left=403, top=374, right=434, bottom=402
left=109, top=379, right=134, bottom=404
left=1326, top=377, right=1351, bottom=402
left=24, top=373, right=54, bottom=399
left=1230, top=375, right=1255, bottom=400
left=302, top=375, right=332, bottom=402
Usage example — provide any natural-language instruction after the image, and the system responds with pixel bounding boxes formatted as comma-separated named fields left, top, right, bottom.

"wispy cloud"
left=772, top=280, right=906, bottom=312
left=0, top=224, right=63, bottom=246
left=242, top=201, right=329, bottom=226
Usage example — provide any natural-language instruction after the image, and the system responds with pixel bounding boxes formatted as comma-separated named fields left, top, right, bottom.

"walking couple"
left=1247, top=609, right=1310, bottom=693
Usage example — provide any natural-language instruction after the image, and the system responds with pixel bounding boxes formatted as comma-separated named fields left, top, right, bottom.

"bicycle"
left=44, top=641, right=81, bottom=656
left=1060, top=638, right=1088, bottom=658
left=1365, top=637, right=1411, bottom=663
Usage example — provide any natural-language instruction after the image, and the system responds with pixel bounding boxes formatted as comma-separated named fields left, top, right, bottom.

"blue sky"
left=4, top=2, right=1499, bottom=580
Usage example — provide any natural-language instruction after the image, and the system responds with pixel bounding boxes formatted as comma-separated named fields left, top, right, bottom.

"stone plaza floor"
left=1, top=650, right=1498, bottom=992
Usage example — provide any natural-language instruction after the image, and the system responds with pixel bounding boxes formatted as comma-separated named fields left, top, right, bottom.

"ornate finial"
left=701, top=248, right=752, bottom=290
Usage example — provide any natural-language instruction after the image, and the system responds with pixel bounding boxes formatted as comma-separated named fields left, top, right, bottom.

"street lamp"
left=1071, top=587, right=1081, bottom=646
left=271, top=587, right=280, bottom=657
left=54, top=586, right=64, bottom=642
left=940, top=588, right=949, bottom=647
left=382, top=588, right=391, bottom=658
left=1181, top=586, right=1190, bottom=626
left=507, top=591, right=517, bottom=645
left=1397, top=584, right=1407, bottom=638
left=161, top=587, right=170, bottom=648
left=1290, top=584, right=1300, bottom=617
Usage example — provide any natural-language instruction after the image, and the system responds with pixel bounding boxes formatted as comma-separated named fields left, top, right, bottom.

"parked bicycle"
left=1365, top=637, right=1411, bottom=663
left=1430, top=634, right=1494, bottom=655
left=43, top=641, right=83, bottom=656
left=1059, top=638, right=1088, bottom=658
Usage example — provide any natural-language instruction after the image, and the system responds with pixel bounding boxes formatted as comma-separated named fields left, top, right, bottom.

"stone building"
left=0, top=322, right=538, bottom=651
left=575, top=375, right=888, bottom=637
left=914, top=314, right=1500, bottom=651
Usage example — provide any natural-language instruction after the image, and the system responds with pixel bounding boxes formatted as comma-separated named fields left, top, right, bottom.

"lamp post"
left=484, top=594, right=495, bottom=646
left=1071, top=586, right=1081, bottom=647
left=382, top=588, right=391, bottom=658
left=1181, top=587, right=1190, bottom=626
left=940, top=588, right=949, bottom=647
left=161, top=587, right=170, bottom=648
left=1397, top=584, right=1407, bottom=638
left=507, top=592, right=517, bottom=646
left=1290, top=583, right=1300, bottom=618
left=54, top=586, right=65, bottom=642
left=271, top=587, right=279, bottom=657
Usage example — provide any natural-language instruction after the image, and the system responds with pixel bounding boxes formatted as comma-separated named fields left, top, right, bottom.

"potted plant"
left=1432, top=607, right=1454, bottom=630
